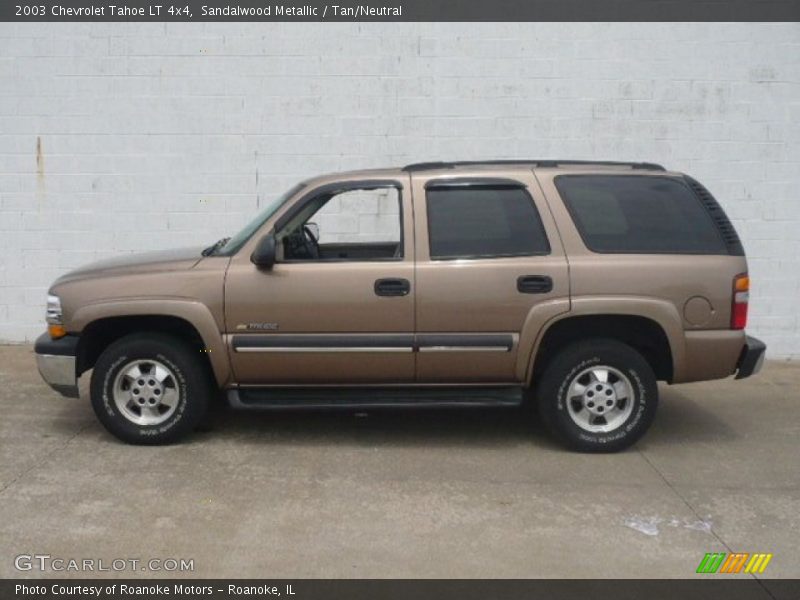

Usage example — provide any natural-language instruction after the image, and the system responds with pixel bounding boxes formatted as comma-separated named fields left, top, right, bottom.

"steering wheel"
left=284, top=225, right=319, bottom=259
left=302, top=224, right=320, bottom=259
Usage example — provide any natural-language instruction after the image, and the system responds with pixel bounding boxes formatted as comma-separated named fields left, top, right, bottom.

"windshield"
left=215, top=182, right=306, bottom=256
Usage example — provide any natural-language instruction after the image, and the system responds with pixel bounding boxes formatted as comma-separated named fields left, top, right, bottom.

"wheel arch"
left=523, top=297, right=685, bottom=385
left=72, top=300, right=230, bottom=387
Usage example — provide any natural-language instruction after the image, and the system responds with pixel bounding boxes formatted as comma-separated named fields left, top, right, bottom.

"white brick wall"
left=314, top=188, right=400, bottom=243
left=1, top=23, right=798, bottom=357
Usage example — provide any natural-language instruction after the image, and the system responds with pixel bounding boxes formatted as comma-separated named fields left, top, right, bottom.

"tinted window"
left=556, top=175, right=727, bottom=254
left=426, top=185, right=550, bottom=259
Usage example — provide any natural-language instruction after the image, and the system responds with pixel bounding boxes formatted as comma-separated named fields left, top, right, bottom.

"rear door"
left=411, top=168, right=570, bottom=383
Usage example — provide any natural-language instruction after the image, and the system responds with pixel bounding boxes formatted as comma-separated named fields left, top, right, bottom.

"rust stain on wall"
left=36, top=136, right=45, bottom=194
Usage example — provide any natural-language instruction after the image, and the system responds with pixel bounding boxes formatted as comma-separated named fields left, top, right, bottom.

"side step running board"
left=227, top=386, right=524, bottom=410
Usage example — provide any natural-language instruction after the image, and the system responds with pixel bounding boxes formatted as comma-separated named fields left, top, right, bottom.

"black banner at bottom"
left=3, top=579, right=799, bottom=600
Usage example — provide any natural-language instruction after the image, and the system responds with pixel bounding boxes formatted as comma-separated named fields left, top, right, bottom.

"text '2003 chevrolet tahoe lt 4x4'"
left=34, top=160, right=766, bottom=452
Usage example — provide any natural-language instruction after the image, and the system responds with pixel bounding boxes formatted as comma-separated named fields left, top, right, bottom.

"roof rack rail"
left=401, top=161, right=453, bottom=172
left=402, top=160, right=666, bottom=172
left=534, top=160, right=666, bottom=171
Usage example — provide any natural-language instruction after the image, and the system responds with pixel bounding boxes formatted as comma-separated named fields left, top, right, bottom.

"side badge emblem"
left=236, top=323, right=279, bottom=331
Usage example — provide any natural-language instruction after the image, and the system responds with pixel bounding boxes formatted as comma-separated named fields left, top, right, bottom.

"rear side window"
left=426, top=184, right=550, bottom=260
left=555, top=175, right=728, bottom=254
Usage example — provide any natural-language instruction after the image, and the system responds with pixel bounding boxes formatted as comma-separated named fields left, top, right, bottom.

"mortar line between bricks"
left=0, top=420, right=91, bottom=498
left=635, top=449, right=777, bottom=599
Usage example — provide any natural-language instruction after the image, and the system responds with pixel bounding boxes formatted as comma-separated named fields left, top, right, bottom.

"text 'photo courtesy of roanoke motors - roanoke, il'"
left=0, top=1, right=799, bottom=599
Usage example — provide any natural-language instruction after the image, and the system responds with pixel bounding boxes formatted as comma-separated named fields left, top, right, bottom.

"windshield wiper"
left=202, top=237, right=231, bottom=257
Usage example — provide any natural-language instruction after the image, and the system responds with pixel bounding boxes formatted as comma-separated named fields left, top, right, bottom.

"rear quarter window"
left=555, top=175, right=728, bottom=254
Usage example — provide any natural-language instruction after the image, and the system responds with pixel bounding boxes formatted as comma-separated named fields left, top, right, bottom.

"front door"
left=411, top=168, right=570, bottom=383
left=225, top=177, right=415, bottom=384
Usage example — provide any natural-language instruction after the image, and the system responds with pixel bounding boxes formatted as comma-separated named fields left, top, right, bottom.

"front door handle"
left=517, top=275, right=553, bottom=294
left=375, top=278, right=411, bottom=297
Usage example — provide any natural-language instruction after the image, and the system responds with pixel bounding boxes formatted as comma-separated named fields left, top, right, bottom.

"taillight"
left=731, top=273, right=749, bottom=330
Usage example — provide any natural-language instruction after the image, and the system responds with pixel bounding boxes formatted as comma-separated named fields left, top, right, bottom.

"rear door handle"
left=374, top=278, right=411, bottom=297
left=517, top=275, right=553, bottom=294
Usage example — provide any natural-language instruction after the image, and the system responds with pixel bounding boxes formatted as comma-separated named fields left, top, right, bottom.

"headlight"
left=46, top=295, right=62, bottom=323
left=46, top=294, right=66, bottom=339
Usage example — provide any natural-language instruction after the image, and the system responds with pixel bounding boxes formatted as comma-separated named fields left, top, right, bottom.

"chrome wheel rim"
left=566, top=365, right=634, bottom=433
left=112, top=359, right=179, bottom=426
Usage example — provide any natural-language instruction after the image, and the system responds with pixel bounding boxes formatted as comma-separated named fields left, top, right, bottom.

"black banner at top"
left=2, top=0, right=800, bottom=22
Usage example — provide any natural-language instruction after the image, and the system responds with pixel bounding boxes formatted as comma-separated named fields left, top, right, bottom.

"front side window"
left=426, top=185, right=550, bottom=260
left=555, top=175, right=728, bottom=254
left=276, top=186, right=402, bottom=262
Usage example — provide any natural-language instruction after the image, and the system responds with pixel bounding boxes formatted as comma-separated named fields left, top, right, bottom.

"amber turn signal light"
left=734, top=275, right=750, bottom=292
left=48, top=324, right=67, bottom=339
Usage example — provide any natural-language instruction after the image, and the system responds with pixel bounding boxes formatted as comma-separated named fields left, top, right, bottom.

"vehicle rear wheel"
left=536, top=339, right=658, bottom=452
left=90, top=333, right=211, bottom=444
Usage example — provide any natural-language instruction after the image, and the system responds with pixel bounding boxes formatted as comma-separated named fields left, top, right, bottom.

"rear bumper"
left=34, top=332, right=79, bottom=398
left=679, top=329, right=746, bottom=383
left=735, top=335, right=767, bottom=380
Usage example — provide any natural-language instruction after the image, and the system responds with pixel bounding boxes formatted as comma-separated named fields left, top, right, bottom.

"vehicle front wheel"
left=536, top=339, right=658, bottom=452
left=90, top=333, right=211, bottom=445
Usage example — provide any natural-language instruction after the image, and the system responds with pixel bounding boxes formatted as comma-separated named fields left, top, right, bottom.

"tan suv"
left=34, top=160, right=766, bottom=451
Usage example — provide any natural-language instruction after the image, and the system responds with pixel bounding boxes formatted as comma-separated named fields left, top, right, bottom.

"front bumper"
left=735, top=335, right=767, bottom=380
left=34, top=332, right=79, bottom=398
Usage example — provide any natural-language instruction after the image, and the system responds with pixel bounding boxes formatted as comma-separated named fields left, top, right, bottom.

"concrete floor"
left=0, top=344, right=797, bottom=584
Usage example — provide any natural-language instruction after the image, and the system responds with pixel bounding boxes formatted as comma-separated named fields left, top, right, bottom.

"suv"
left=34, top=160, right=766, bottom=451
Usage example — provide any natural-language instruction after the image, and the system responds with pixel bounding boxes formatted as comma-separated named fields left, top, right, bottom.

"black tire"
left=536, top=339, right=658, bottom=452
left=90, top=333, right=212, bottom=445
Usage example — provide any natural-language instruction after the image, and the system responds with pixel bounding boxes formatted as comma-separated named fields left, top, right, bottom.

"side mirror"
left=250, top=233, right=276, bottom=269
